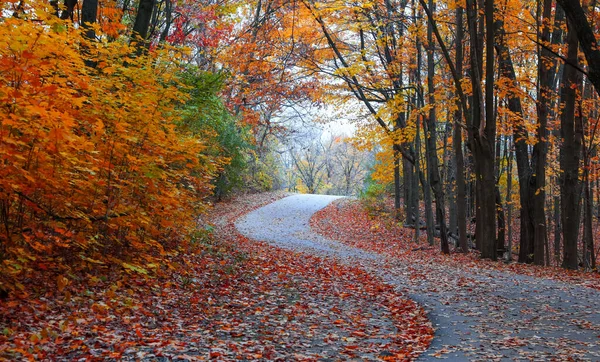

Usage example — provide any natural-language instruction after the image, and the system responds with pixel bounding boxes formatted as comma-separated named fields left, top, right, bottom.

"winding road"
left=236, top=194, right=600, bottom=361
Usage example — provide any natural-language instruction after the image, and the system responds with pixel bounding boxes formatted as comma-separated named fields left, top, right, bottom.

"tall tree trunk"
left=583, top=165, right=595, bottom=269
left=495, top=135, right=505, bottom=253
left=465, top=0, right=496, bottom=260
left=582, top=83, right=596, bottom=270
left=455, top=3, right=468, bottom=253
left=426, top=0, right=449, bottom=253
left=411, top=0, right=421, bottom=243
left=550, top=5, right=566, bottom=266
left=414, top=118, right=422, bottom=243
left=446, top=121, right=457, bottom=237
left=506, top=136, right=513, bottom=260
left=560, top=17, right=583, bottom=270
left=414, top=29, right=435, bottom=246
left=531, top=0, right=554, bottom=266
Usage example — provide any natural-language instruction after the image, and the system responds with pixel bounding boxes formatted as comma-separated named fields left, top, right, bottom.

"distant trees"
left=286, top=135, right=370, bottom=196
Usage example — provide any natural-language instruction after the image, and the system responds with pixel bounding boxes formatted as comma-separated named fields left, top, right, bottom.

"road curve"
left=236, top=194, right=600, bottom=361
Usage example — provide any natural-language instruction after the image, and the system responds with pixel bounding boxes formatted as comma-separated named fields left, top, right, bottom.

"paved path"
left=235, top=194, right=600, bottom=361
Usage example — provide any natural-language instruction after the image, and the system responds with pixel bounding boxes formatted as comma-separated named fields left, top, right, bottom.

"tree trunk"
left=560, top=17, right=583, bottom=270
left=582, top=85, right=596, bottom=270
left=414, top=112, right=422, bottom=243
left=133, top=0, right=156, bottom=43
left=81, top=0, right=98, bottom=39
left=531, top=0, right=554, bottom=266
left=455, top=2, right=467, bottom=253
left=404, top=158, right=418, bottom=224
left=495, top=136, right=505, bottom=253
left=583, top=171, right=594, bottom=269
left=60, top=0, right=77, bottom=20
left=394, top=152, right=402, bottom=219
left=414, top=31, right=435, bottom=246
left=466, top=0, right=496, bottom=260
left=446, top=122, right=457, bottom=236
left=556, top=0, right=600, bottom=96
left=426, top=0, right=449, bottom=254
left=506, top=136, right=513, bottom=260
left=553, top=195, right=561, bottom=265
left=550, top=5, right=565, bottom=266
left=159, top=0, right=173, bottom=43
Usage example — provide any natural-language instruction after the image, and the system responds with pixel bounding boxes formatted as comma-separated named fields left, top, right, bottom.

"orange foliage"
left=0, top=3, right=222, bottom=292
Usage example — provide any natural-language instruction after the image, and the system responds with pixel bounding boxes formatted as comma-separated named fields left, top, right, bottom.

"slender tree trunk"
left=404, top=158, right=418, bottom=224
left=420, top=145, right=435, bottom=246
left=495, top=136, right=505, bottom=253
left=551, top=5, right=566, bottom=266
left=554, top=195, right=561, bottom=265
left=582, top=86, right=596, bottom=270
left=60, top=0, right=77, bottom=20
left=455, top=2, right=467, bottom=253
left=415, top=32, right=435, bottom=246
left=394, top=152, right=402, bottom=219
left=506, top=136, right=513, bottom=260
left=531, top=0, right=553, bottom=266
left=446, top=123, right=457, bottom=237
left=159, top=0, right=173, bottom=42
left=426, top=0, right=449, bottom=253
left=414, top=114, right=422, bottom=243
left=560, top=17, right=583, bottom=270
left=411, top=1, right=421, bottom=243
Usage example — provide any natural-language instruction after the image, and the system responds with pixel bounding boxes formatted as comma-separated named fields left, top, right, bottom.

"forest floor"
left=2, top=192, right=599, bottom=361
left=0, top=192, right=432, bottom=361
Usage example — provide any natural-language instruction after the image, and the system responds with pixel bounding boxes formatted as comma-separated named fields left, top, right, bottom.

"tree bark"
left=426, top=0, right=449, bottom=253
left=60, top=0, right=77, bottom=20
left=455, top=4, right=468, bottom=253
left=133, top=0, right=156, bottom=43
left=560, top=17, right=583, bottom=270
left=506, top=136, right=513, bottom=260
left=556, top=0, right=600, bottom=96
left=465, top=0, right=496, bottom=260
left=530, top=0, right=554, bottom=266
left=81, top=0, right=98, bottom=39
left=394, top=151, right=402, bottom=218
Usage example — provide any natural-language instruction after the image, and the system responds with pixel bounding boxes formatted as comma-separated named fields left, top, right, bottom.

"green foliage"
left=359, top=171, right=390, bottom=217
left=244, top=151, right=278, bottom=192
left=179, top=69, right=250, bottom=198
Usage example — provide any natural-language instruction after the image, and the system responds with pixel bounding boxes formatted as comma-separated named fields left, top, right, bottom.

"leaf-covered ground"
left=0, top=192, right=432, bottom=361
left=310, top=198, right=600, bottom=361
left=310, top=199, right=600, bottom=291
